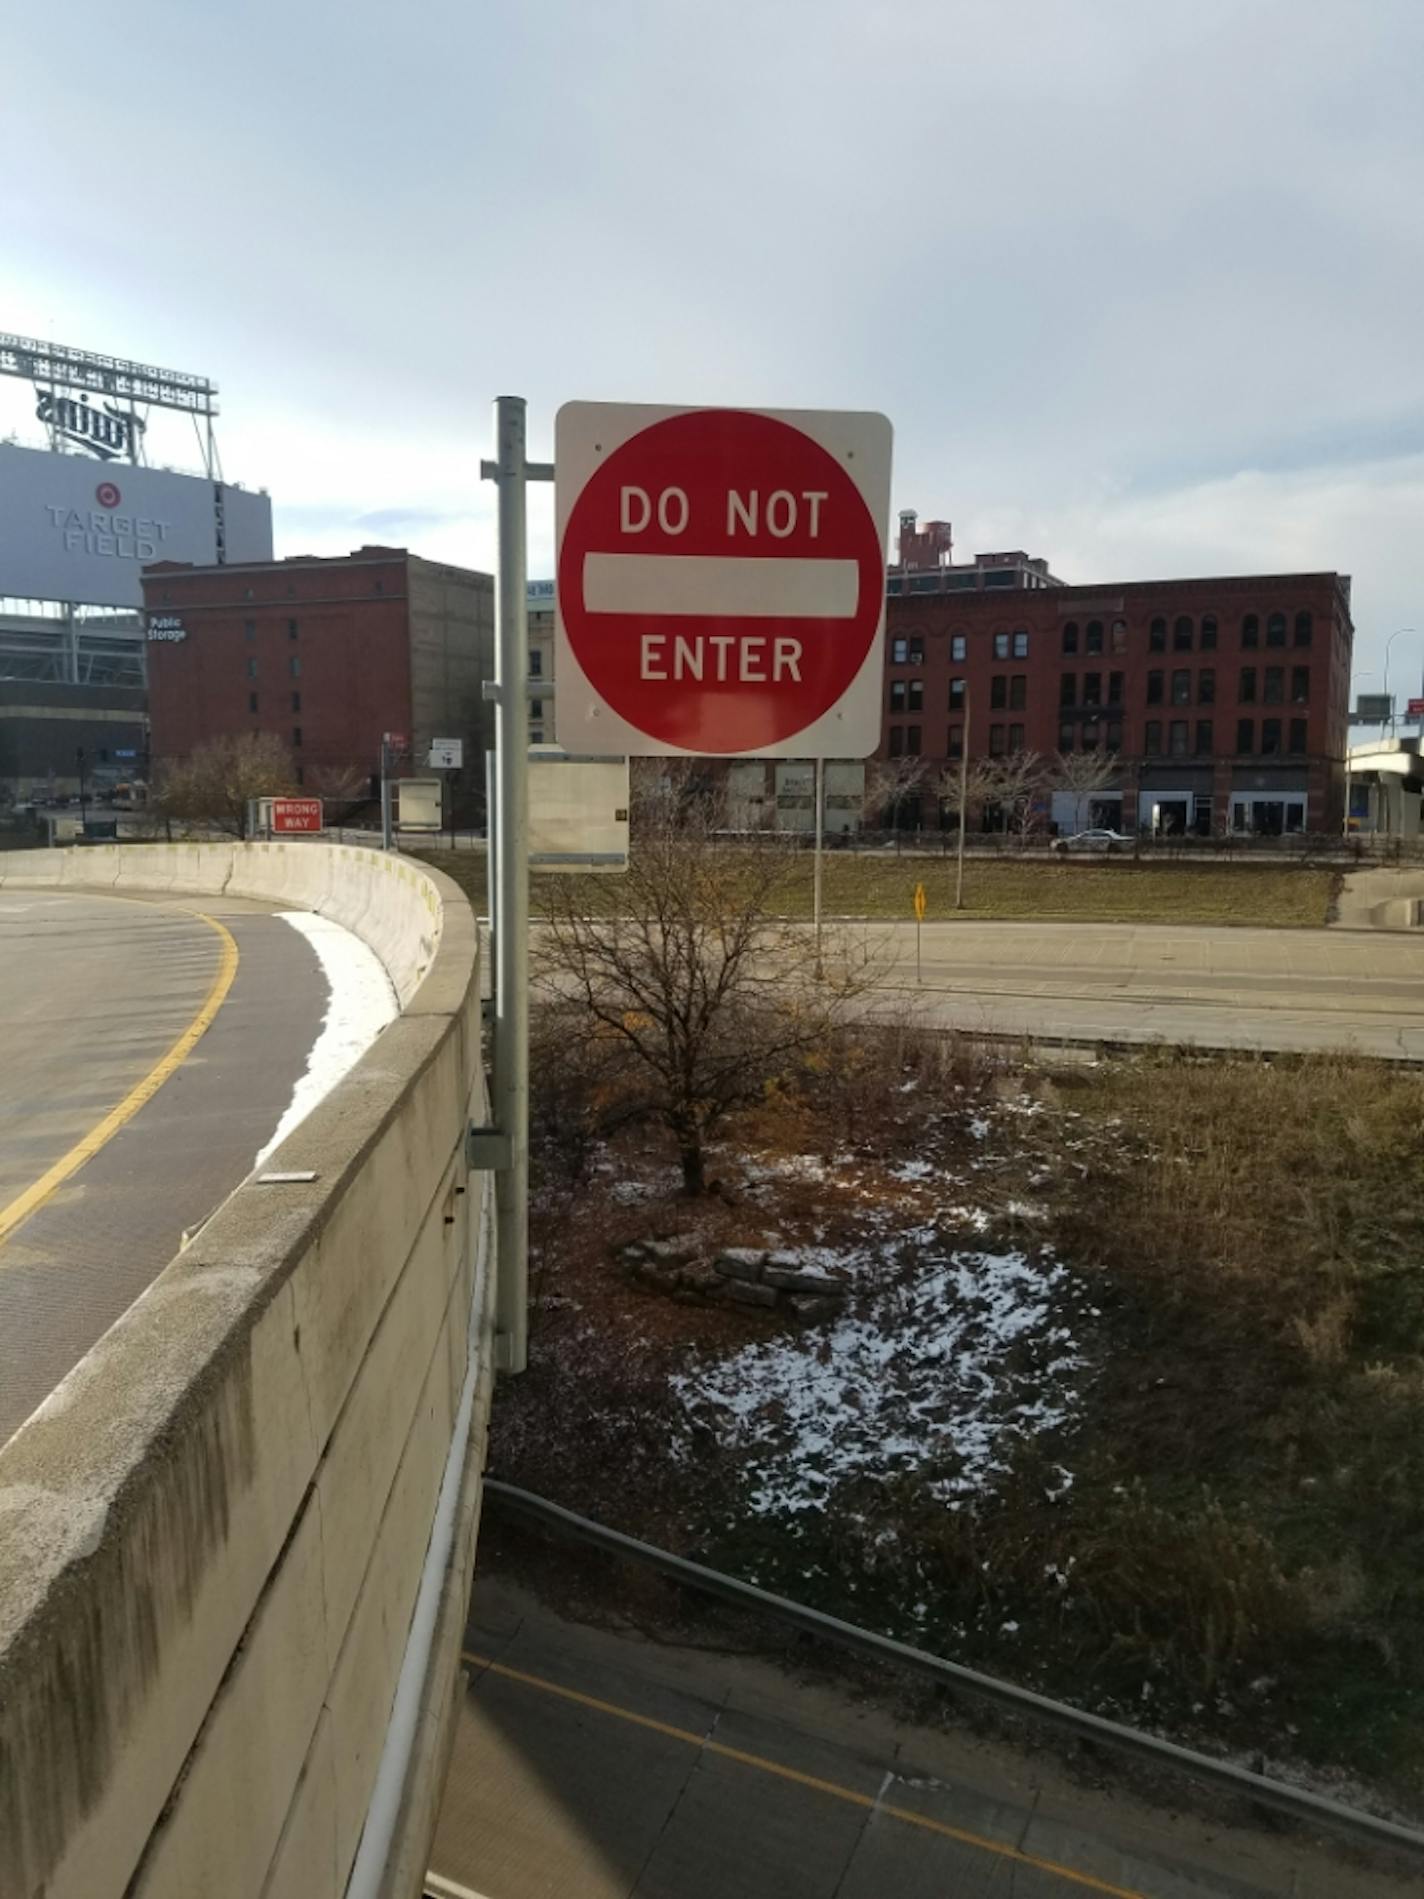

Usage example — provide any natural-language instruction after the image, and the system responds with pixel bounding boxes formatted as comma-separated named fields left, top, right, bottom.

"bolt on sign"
left=555, top=404, right=892, bottom=757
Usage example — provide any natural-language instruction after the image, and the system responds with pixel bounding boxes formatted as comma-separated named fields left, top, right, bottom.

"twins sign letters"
left=555, top=404, right=892, bottom=756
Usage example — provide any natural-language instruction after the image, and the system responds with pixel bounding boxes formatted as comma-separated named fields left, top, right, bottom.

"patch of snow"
left=255, top=913, right=399, bottom=1167
left=967, top=1117, right=992, bottom=1140
left=889, top=1159, right=934, bottom=1181
left=672, top=1236, right=1091, bottom=1518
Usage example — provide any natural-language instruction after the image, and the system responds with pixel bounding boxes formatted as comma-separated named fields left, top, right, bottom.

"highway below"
left=0, top=888, right=334, bottom=1446
left=430, top=1571, right=1413, bottom=1899
left=849, top=919, right=1424, bottom=1059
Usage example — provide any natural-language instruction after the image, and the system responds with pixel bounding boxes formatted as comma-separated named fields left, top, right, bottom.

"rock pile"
left=616, top=1234, right=847, bottom=1320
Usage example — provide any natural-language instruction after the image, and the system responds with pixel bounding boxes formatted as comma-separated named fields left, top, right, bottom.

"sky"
left=4, top=0, right=1423, bottom=686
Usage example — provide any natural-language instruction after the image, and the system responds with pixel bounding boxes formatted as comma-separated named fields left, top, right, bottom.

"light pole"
left=1382, top=629, right=1417, bottom=735
left=76, top=746, right=88, bottom=833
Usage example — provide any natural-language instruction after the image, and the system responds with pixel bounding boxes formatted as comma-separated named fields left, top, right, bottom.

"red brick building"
left=142, top=547, right=494, bottom=804
left=880, top=547, right=1353, bottom=837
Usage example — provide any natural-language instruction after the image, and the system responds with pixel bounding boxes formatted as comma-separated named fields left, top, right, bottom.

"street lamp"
left=76, top=747, right=88, bottom=833
left=1382, top=629, right=1418, bottom=733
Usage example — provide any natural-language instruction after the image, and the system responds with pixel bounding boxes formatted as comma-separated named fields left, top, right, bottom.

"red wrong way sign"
left=271, top=797, right=323, bottom=833
left=555, top=404, right=892, bottom=756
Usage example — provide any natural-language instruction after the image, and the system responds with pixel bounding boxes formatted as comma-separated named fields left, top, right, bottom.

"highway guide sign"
left=554, top=403, right=892, bottom=757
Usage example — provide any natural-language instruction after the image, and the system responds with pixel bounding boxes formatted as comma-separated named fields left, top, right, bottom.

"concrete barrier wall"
left=0, top=843, right=495, bottom=1899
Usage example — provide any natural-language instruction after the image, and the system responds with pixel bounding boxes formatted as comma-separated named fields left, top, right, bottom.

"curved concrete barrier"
left=0, top=843, right=495, bottom=1899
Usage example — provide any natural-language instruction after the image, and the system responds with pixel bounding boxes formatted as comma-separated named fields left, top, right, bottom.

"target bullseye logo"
left=95, top=480, right=121, bottom=509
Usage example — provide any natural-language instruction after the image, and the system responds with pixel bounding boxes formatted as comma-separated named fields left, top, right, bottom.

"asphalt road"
left=844, top=920, right=1424, bottom=1059
left=0, top=889, right=328, bottom=1447
left=430, top=1574, right=1412, bottom=1899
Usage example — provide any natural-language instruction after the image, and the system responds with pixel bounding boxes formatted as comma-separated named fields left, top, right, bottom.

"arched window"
left=1242, top=614, right=1259, bottom=648
left=1266, top=612, right=1287, bottom=647
left=1294, top=610, right=1313, bottom=647
left=1173, top=615, right=1193, bottom=651
left=1200, top=614, right=1218, bottom=650
left=1110, top=618, right=1128, bottom=653
left=1085, top=618, right=1104, bottom=655
left=1062, top=620, right=1079, bottom=655
left=1149, top=616, right=1167, bottom=652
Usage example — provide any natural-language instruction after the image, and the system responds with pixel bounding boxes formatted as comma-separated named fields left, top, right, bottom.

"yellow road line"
left=460, top=1651, right=1147, bottom=1899
left=0, top=911, right=239, bottom=1249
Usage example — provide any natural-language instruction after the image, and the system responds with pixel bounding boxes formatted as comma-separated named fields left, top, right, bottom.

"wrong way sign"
left=554, top=403, right=892, bottom=756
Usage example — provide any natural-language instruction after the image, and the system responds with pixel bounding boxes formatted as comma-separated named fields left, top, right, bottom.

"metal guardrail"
left=482, top=1479, right=1424, bottom=1863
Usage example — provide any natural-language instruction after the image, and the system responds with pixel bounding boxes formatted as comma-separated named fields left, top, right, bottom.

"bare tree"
left=936, top=757, right=1002, bottom=837
left=981, top=751, right=1048, bottom=840
left=154, top=733, right=296, bottom=839
left=1050, top=748, right=1120, bottom=835
left=535, top=798, right=871, bottom=1195
left=310, top=761, right=370, bottom=825
left=863, top=756, right=930, bottom=833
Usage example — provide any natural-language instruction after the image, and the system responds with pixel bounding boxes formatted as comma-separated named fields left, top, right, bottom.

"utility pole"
left=955, top=696, right=971, bottom=911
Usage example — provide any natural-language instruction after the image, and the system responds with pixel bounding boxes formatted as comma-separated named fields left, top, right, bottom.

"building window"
left=891, top=638, right=908, bottom=663
left=244, top=619, right=255, bottom=642
left=1261, top=717, right=1282, bottom=755
left=292, top=725, right=303, bottom=747
left=1242, top=614, right=1259, bottom=648
left=949, top=677, right=966, bottom=710
left=1106, top=719, right=1123, bottom=751
left=1149, top=616, right=1167, bottom=652
left=1144, top=720, right=1162, bottom=756
left=888, top=725, right=904, bottom=756
left=1081, top=719, right=1101, bottom=751
left=989, top=723, right=1006, bottom=756
left=1289, top=717, right=1307, bottom=753
left=288, top=618, right=299, bottom=640
left=1171, top=669, right=1191, bottom=705
left=1009, top=674, right=1027, bottom=710
left=248, top=692, right=258, bottom=714
left=1174, top=615, right=1193, bottom=651
left=1083, top=672, right=1102, bottom=707
left=1059, top=721, right=1075, bottom=752
left=247, top=657, right=258, bottom=679
left=1200, top=614, right=1218, bottom=650
left=1108, top=670, right=1124, bottom=705
left=1198, top=669, right=1215, bottom=705
left=1263, top=666, right=1284, bottom=704
left=991, top=675, right=1007, bottom=709
left=1237, top=718, right=1254, bottom=754
left=530, top=649, right=544, bottom=677
left=1005, top=723, right=1022, bottom=750
left=289, top=655, right=301, bottom=679
left=1062, top=621, right=1079, bottom=655
left=1294, top=611, right=1313, bottom=647
left=890, top=680, right=907, bottom=712
left=905, top=724, right=922, bottom=756
left=948, top=724, right=963, bottom=758
left=1266, top=612, right=1287, bottom=647
left=951, top=633, right=967, bottom=661
left=1110, top=618, right=1127, bottom=654
left=1146, top=670, right=1164, bottom=705
left=994, top=632, right=1010, bottom=659
left=1169, top=720, right=1189, bottom=757
left=1291, top=666, right=1310, bottom=704
left=890, top=635, right=924, bottom=665
left=291, top=691, right=301, bottom=713
left=1060, top=673, right=1076, bottom=707
left=908, top=636, right=924, bottom=664
left=1195, top=719, right=1214, bottom=755
left=1012, top=630, right=1029, bottom=658
left=907, top=680, right=923, bottom=712
left=1085, top=619, right=1103, bottom=656
left=1239, top=666, right=1257, bottom=703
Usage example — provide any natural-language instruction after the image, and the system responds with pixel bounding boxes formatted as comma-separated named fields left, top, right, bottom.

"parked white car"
left=1051, top=828, right=1133, bottom=854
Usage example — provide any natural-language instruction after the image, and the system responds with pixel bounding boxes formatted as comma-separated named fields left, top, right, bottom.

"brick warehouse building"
left=879, top=551, right=1353, bottom=837
left=142, top=547, right=495, bottom=809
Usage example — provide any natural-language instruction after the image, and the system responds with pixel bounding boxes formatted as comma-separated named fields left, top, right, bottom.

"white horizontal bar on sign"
left=583, top=553, right=858, bottom=619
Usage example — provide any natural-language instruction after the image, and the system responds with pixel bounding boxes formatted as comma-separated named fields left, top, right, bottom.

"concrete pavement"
left=430, top=1573, right=1412, bottom=1899
left=0, top=888, right=327, bottom=1445
left=851, top=919, right=1424, bottom=1059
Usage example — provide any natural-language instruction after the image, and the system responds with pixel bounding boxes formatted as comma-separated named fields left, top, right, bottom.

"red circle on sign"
left=96, top=480, right=121, bottom=508
left=559, top=409, right=882, bottom=752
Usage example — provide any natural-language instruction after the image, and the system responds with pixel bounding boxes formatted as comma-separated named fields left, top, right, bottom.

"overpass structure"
left=0, top=842, right=497, bottom=1899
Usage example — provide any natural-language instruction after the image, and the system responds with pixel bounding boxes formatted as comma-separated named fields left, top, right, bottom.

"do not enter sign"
left=555, top=404, right=892, bottom=756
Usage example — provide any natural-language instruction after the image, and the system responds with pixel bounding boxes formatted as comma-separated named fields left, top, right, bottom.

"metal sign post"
left=474, top=396, right=552, bottom=1376
left=813, top=756, right=825, bottom=978
left=380, top=734, right=394, bottom=851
